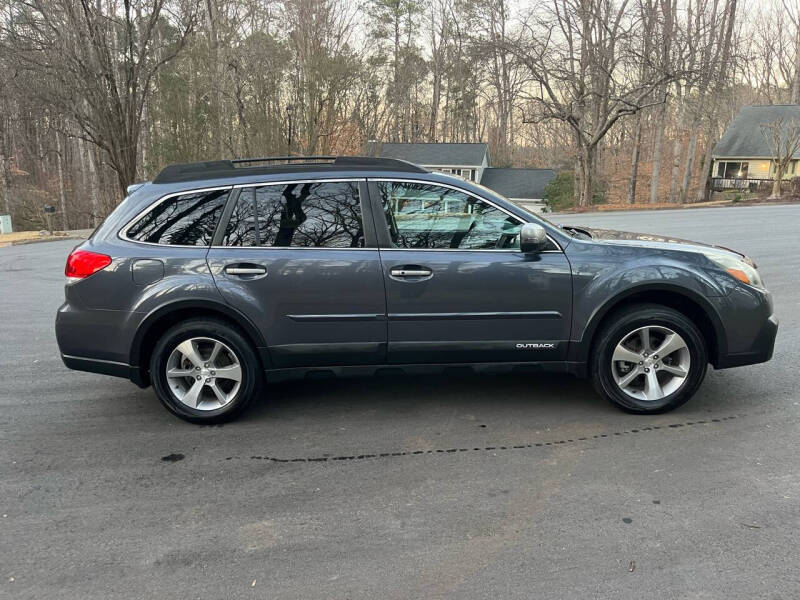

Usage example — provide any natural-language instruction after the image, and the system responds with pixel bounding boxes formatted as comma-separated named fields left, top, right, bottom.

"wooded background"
left=0, top=0, right=796, bottom=230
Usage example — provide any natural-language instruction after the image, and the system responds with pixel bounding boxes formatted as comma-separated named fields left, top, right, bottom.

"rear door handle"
left=225, top=265, right=267, bottom=276
left=390, top=267, right=432, bottom=277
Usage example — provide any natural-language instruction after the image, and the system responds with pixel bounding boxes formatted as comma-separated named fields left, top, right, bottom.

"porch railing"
left=710, top=177, right=775, bottom=192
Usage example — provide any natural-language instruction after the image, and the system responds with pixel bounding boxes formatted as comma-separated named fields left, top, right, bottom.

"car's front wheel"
left=150, top=318, right=261, bottom=423
left=591, top=304, right=708, bottom=414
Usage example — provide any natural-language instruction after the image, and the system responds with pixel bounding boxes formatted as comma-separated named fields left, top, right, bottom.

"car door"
left=206, top=179, right=387, bottom=369
left=369, top=179, right=572, bottom=364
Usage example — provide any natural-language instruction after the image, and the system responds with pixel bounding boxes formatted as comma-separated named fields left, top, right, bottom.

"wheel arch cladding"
left=130, top=300, right=269, bottom=385
left=575, top=285, right=726, bottom=369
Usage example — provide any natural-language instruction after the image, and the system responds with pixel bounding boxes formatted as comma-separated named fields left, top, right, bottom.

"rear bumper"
left=715, top=313, right=778, bottom=369
left=60, top=353, right=148, bottom=387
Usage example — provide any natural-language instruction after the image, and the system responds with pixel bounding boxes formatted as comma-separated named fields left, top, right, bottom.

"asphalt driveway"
left=2, top=204, right=799, bottom=599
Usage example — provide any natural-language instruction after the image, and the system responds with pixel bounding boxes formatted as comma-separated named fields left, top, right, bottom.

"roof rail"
left=231, top=156, right=337, bottom=166
left=152, top=155, right=427, bottom=184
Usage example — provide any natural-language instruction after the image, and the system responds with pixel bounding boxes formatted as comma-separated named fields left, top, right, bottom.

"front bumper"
left=715, top=313, right=778, bottom=369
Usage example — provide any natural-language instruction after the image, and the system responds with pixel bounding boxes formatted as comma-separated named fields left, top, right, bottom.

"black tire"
left=150, top=318, right=261, bottom=423
left=591, top=303, right=708, bottom=414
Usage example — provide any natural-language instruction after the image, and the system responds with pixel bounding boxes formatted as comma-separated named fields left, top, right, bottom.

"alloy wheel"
left=610, top=325, right=691, bottom=401
left=165, top=337, right=242, bottom=410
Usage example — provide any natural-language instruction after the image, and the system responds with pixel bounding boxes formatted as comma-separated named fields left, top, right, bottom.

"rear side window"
left=126, top=189, right=229, bottom=246
left=222, top=181, right=364, bottom=248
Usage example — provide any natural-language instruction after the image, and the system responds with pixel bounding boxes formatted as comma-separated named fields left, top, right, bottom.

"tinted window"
left=379, top=181, right=522, bottom=250
left=222, top=181, right=364, bottom=248
left=126, top=189, right=229, bottom=246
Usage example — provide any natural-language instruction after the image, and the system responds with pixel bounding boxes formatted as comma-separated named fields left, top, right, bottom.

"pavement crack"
left=218, top=414, right=744, bottom=465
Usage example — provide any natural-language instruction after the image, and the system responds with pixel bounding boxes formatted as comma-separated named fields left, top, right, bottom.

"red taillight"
left=65, top=249, right=112, bottom=280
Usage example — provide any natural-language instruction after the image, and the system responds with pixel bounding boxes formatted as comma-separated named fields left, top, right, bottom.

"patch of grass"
left=0, top=231, right=46, bottom=244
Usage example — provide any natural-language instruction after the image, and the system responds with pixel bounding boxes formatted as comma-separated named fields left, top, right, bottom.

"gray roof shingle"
left=714, top=105, right=800, bottom=158
left=367, top=142, right=489, bottom=166
left=480, top=168, right=557, bottom=200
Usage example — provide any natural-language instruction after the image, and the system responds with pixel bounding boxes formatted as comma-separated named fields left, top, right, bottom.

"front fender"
left=567, top=255, right=729, bottom=366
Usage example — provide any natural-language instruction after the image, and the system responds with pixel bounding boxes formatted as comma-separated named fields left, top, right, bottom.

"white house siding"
left=510, top=198, right=546, bottom=213
left=425, top=166, right=480, bottom=181
left=477, top=153, right=489, bottom=184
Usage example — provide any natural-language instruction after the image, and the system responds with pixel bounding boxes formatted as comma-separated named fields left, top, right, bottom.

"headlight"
left=704, top=252, right=765, bottom=289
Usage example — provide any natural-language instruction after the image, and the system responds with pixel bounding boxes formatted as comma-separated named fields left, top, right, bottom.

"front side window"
left=222, top=181, right=364, bottom=248
left=126, top=189, right=229, bottom=246
left=378, top=181, right=522, bottom=250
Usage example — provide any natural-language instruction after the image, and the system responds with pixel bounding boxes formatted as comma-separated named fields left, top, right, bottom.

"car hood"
left=566, top=226, right=754, bottom=265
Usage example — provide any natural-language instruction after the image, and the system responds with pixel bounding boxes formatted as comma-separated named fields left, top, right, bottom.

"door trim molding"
left=287, top=313, right=386, bottom=322
left=387, top=311, right=562, bottom=321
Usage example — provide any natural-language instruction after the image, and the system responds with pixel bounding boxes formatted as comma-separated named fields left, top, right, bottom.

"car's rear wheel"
left=591, top=304, right=708, bottom=413
left=150, top=318, right=261, bottom=423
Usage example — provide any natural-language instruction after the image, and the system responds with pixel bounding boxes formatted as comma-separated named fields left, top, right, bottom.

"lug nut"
left=653, top=354, right=659, bottom=359
left=205, top=377, right=211, bottom=382
left=210, top=371, right=215, bottom=376
left=644, top=368, right=650, bottom=373
left=195, top=375, right=201, bottom=380
left=195, top=366, right=200, bottom=371
left=204, top=363, right=209, bottom=368
left=655, top=363, right=660, bottom=368
left=638, top=361, right=643, bottom=365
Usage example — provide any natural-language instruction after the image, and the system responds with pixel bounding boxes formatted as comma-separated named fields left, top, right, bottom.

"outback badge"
left=516, top=342, right=556, bottom=349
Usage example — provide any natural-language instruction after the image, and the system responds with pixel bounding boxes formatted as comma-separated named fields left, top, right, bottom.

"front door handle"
left=390, top=267, right=432, bottom=278
left=225, top=264, right=267, bottom=276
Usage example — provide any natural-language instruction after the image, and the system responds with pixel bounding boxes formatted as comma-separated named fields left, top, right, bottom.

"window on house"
left=716, top=161, right=749, bottom=179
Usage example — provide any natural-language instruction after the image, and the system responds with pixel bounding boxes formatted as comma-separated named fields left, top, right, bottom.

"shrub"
left=543, top=172, right=575, bottom=211
left=543, top=171, right=608, bottom=210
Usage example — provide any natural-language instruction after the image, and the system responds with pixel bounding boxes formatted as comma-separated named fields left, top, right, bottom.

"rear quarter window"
left=125, top=189, right=230, bottom=246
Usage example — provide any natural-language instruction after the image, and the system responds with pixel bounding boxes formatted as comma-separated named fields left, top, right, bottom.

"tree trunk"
left=627, top=114, right=643, bottom=204
left=81, top=137, right=100, bottom=227
left=695, top=141, right=715, bottom=202
left=576, top=142, right=594, bottom=207
left=650, top=104, right=666, bottom=203
left=206, top=0, right=223, bottom=156
left=794, top=24, right=800, bottom=104
left=679, top=129, right=699, bottom=203
left=0, top=154, right=7, bottom=216
left=771, top=176, right=782, bottom=198
left=429, top=68, right=441, bottom=141
left=55, top=130, right=68, bottom=230
left=669, top=128, right=683, bottom=202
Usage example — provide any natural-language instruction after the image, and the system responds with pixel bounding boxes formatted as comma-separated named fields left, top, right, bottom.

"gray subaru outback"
left=56, top=156, right=778, bottom=423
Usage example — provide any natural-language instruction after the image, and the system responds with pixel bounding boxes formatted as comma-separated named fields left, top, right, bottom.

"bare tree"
left=761, top=117, right=800, bottom=198
left=2, top=0, right=196, bottom=194
left=782, top=0, right=800, bottom=103
left=497, top=0, right=680, bottom=206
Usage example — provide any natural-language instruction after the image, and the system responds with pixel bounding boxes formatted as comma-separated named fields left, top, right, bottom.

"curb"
left=0, top=234, right=88, bottom=248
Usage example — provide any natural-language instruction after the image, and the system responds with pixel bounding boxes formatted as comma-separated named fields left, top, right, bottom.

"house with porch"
left=712, top=104, right=800, bottom=191
left=366, top=141, right=556, bottom=211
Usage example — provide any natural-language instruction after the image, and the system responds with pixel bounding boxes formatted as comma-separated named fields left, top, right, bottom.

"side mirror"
left=520, top=223, right=548, bottom=254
